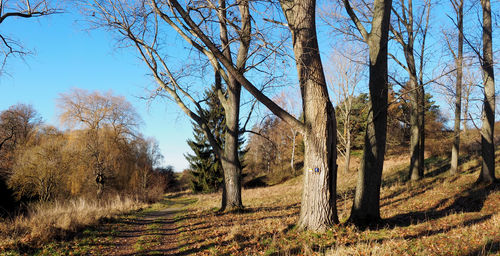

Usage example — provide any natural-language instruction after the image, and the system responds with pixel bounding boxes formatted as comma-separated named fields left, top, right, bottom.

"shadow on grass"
left=383, top=182, right=499, bottom=228
left=463, top=239, right=500, bottom=256
left=399, top=214, right=492, bottom=240
left=242, top=203, right=300, bottom=214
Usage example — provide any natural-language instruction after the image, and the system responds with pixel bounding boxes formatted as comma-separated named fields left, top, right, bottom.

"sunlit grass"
left=0, top=195, right=145, bottom=250
left=1, top=147, right=499, bottom=255
left=170, top=152, right=500, bottom=255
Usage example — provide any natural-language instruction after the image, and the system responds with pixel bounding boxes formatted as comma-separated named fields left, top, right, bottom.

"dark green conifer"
left=185, top=85, right=225, bottom=193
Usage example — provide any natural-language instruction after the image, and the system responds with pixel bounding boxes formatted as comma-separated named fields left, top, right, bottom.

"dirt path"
left=106, top=207, right=182, bottom=255
left=76, top=203, right=186, bottom=256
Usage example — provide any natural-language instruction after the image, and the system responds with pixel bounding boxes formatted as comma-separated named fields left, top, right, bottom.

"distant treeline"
left=0, top=89, right=177, bottom=216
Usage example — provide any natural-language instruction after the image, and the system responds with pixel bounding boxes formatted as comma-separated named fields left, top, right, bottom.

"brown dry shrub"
left=143, top=176, right=166, bottom=203
left=427, top=136, right=452, bottom=157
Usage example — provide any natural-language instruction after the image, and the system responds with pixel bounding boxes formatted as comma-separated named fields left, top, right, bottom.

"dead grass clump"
left=0, top=195, right=145, bottom=249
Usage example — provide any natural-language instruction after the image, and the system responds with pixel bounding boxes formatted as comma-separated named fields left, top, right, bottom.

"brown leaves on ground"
left=174, top=154, right=499, bottom=255
left=3, top=153, right=498, bottom=255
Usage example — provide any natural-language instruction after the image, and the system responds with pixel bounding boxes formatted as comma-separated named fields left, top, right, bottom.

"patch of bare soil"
left=86, top=206, right=183, bottom=256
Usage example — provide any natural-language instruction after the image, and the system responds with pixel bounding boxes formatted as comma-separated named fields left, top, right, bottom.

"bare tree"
left=0, top=104, right=40, bottom=151
left=445, top=0, right=464, bottom=175
left=389, top=0, right=432, bottom=180
left=342, top=0, right=393, bottom=226
left=478, top=0, right=496, bottom=184
left=447, top=0, right=498, bottom=183
left=326, top=47, right=364, bottom=174
left=58, top=88, right=140, bottom=197
left=0, top=0, right=58, bottom=74
left=0, top=103, right=41, bottom=174
left=272, top=90, right=302, bottom=173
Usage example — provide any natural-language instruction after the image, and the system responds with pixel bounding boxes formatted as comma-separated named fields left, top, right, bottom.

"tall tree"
left=155, top=0, right=339, bottom=230
left=477, top=0, right=496, bottom=183
left=342, top=0, right=392, bottom=226
left=272, top=0, right=339, bottom=231
left=389, top=0, right=432, bottom=180
left=447, top=0, right=464, bottom=175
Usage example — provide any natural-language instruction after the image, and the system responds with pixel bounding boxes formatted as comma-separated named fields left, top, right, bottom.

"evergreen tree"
left=185, top=85, right=225, bottom=193
left=335, top=93, right=369, bottom=150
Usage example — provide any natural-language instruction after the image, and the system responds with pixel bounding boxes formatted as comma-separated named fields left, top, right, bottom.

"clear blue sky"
left=0, top=11, right=194, bottom=172
left=1, top=2, right=497, bottom=172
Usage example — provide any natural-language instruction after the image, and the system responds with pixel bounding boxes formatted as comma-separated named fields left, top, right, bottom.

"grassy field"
left=173, top=153, right=499, bottom=255
left=1, top=151, right=499, bottom=255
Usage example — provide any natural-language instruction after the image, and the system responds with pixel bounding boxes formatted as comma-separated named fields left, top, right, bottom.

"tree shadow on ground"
left=463, top=239, right=500, bottom=256
left=398, top=214, right=492, bottom=240
left=383, top=182, right=498, bottom=228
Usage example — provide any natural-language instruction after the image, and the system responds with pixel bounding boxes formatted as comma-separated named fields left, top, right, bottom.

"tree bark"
left=463, top=95, right=469, bottom=133
left=346, top=0, right=392, bottom=226
left=418, top=85, right=425, bottom=178
left=478, top=0, right=496, bottom=184
left=280, top=0, right=338, bottom=231
left=290, top=128, right=297, bottom=172
left=450, top=0, right=463, bottom=175
left=344, top=135, right=351, bottom=173
left=409, top=78, right=422, bottom=180
left=220, top=86, right=243, bottom=210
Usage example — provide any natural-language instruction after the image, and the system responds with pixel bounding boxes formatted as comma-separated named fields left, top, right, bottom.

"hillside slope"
left=1, top=151, right=498, bottom=255
left=176, top=152, right=499, bottom=255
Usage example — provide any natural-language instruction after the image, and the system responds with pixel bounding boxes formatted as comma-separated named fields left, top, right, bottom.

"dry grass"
left=172, top=152, right=500, bottom=255
left=0, top=195, right=145, bottom=250
left=2, top=144, right=499, bottom=255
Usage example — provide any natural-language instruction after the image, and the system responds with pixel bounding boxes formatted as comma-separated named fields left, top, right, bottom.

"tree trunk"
left=349, top=0, right=391, bottom=226
left=219, top=73, right=243, bottom=210
left=463, top=97, right=469, bottom=133
left=390, top=0, right=429, bottom=180
left=409, top=79, right=421, bottom=180
left=450, top=0, right=463, bottom=175
left=220, top=178, right=227, bottom=210
left=344, top=136, right=351, bottom=173
left=418, top=85, right=425, bottom=177
left=478, top=0, right=496, bottom=184
left=216, top=0, right=249, bottom=211
left=280, top=0, right=338, bottom=231
left=290, top=129, right=296, bottom=172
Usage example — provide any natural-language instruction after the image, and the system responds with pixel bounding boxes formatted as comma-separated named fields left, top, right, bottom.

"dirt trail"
left=84, top=204, right=185, bottom=256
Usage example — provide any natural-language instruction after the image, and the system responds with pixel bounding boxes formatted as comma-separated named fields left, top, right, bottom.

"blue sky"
left=0, top=11, right=194, bottom=172
left=1, top=1, right=497, bottom=172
